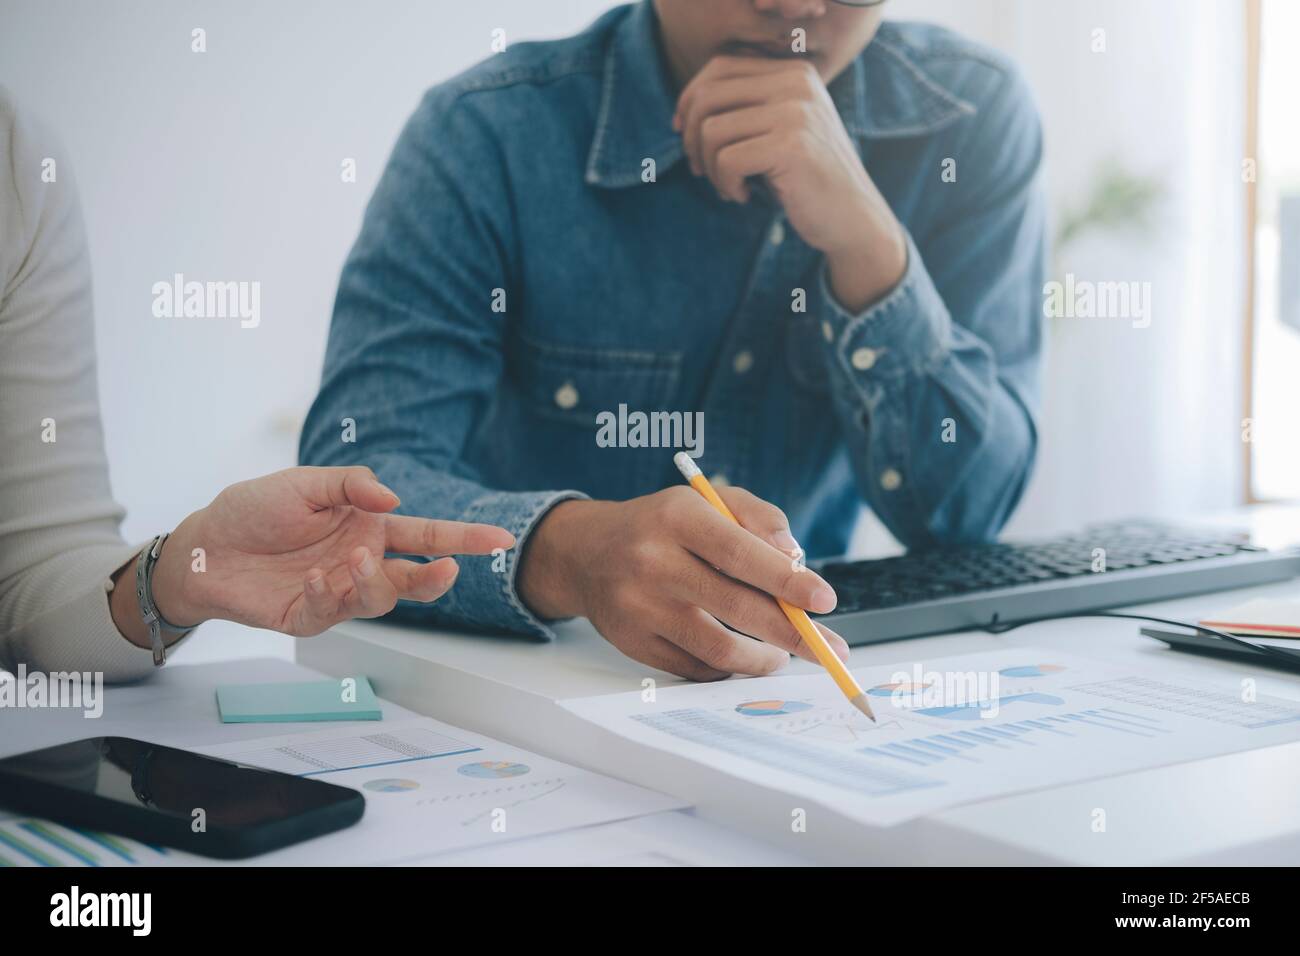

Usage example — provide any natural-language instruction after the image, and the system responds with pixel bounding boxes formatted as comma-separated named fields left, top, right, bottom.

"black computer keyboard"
left=815, top=523, right=1299, bottom=645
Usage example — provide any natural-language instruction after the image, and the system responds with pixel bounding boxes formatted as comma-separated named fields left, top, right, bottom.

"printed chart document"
left=0, top=811, right=183, bottom=868
left=194, top=717, right=685, bottom=864
left=0, top=717, right=683, bottom=867
left=561, top=648, right=1300, bottom=826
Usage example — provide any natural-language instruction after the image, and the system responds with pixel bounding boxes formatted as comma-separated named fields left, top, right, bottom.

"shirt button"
left=851, top=347, right=879, bottom=371
left=769, top=220, right=785, bottom=246
left=711, top=473, right=730, bottom=488
left=821, top=320, right=834, bottom=343
left=732, top=350, right=754, bottom=375
left=554, top=382, right=579, bottom=410
left=880, top=468, right=903, bottom=492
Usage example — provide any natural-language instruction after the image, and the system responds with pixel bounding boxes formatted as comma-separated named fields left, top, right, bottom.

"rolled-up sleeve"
left=815, top=64, right=1046, bottom=548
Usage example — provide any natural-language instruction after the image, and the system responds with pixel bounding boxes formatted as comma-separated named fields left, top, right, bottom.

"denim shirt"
left=300, top=0, right=1046, bottom=639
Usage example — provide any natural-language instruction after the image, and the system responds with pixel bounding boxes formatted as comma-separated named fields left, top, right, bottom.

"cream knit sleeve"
left=0, top=87, right=166, bottom=682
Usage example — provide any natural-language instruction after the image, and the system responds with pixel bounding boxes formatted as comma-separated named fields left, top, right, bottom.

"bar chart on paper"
left=862, top=706, right=1171, bottom=768
left=0, top=813, right=186, bottom=867
left=562, top=649, right=1300, bottom=826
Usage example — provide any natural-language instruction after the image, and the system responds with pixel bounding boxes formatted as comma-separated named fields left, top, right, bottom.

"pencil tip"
left=850, top=693, right=876, bottom=723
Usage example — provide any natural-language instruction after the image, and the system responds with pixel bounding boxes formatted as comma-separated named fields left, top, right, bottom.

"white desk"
left=298, top=574, right=1300, bottom=865
left=0, top=656, right=807, bottom=867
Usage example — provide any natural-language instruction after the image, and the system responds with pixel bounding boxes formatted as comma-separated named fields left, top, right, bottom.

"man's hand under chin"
left=673, top=54, right=908, bottom=312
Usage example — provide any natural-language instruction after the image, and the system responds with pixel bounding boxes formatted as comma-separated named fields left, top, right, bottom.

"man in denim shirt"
left=301, top=0, right=1045, bottom=680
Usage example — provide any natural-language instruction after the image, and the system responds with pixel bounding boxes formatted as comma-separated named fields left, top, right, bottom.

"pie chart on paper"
left=998, top=664, right=1067, bottom=678
left=457, top=760, right=531, bottom=779
left=735, top=699, right=814, bottom=717
left=867, top=680, right=934, bottom=698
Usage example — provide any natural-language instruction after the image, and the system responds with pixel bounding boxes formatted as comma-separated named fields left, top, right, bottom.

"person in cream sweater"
left=0, top=88, right=514, bottom=682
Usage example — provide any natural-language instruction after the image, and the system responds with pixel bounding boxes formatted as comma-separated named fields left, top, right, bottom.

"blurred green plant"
left=1053, top=158, right=1167, bottom=263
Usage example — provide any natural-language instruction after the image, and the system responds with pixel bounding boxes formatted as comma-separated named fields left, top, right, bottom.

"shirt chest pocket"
left=511, top=334, right=683, bottom=429
left=784, top=313, right=832, bottom=394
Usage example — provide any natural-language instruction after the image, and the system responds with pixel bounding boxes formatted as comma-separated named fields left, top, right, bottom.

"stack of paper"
left=561, top=648, right=1300, bottom=827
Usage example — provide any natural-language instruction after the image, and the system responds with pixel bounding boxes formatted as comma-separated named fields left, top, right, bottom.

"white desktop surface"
left=297, top=572, right=1300, bottom=865
left=0, top=656, right=806, bottom=867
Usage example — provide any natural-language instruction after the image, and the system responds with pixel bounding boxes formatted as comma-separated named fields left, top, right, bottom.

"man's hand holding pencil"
left=517, top=458, right=853, bottom=684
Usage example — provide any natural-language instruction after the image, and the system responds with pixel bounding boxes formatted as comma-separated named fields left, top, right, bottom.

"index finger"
left=384, top=514, right=516, bottom=557
left=675, top=54, right=806, bottom=127
left=675, top=498, right=836, bottom=614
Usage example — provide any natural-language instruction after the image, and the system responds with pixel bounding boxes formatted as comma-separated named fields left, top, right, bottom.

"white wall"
left=1000, top=0, right=1245, bottom=536
left=884, top=0, right=1247, bottom=541
left=1, top=1, right=1249, bottom=661
left=1, top=0, right=617, bottom=546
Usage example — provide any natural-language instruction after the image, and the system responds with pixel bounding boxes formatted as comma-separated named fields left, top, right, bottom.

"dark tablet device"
left=0, top=737, right=364, bottom=859
left=1140, top=626, right=1300, bottom=674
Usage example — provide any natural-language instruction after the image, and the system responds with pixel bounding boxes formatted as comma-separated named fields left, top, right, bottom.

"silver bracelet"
left=134, top=533, right=191, bottom=667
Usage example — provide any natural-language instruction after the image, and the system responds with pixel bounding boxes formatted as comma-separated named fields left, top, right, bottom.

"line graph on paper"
left=753, top=706, right=909, bottom=744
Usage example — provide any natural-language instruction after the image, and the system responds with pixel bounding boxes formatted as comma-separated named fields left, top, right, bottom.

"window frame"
left=1242, top=0, right=1262, bottom=504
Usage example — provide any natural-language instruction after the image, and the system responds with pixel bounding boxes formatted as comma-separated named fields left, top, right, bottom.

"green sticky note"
left=216, top=677, right=382, bottom=723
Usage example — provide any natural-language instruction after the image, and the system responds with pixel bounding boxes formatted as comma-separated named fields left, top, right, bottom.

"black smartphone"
left=0, top=737, right=364, bottom=859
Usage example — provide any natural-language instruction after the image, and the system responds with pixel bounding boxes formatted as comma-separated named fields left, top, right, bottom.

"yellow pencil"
left=672, top=453, right=875, bottom=722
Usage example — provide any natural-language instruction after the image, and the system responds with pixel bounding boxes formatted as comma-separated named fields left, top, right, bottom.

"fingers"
left=382, top=556, right=460, bottom=602
left=675, top=55, right=808, bottom=132
left=712, top=132, right=787, bottom=203
left=295, top=567, right=344, bottom=636
left=341, top=546, right=399, bottom=619
left=384, top=515, right=515, bottom=557
left=570, top=483, right=843, bottom=681
left=662, top=604, right=791, bottom=676
left=301, top=547, right=404, bottom=632
left=294, top=465, right=401, bottom=514
left=667, top=553, right=846, bottom=666
left=719, top=485, right=802, bottom=557
left=673, top=493, right=836, bottom=615
left=679, top=72, right=797, bottom=176
left=290, top=553, right=461, bottom=636
left=595, top=578, right=788, bottom=680
left=696, top=103, right=798, bottom=198
left=290, top=472, right=518, bottom=563
left=601, top=627, right=731, bottom=683
left=807, top=620, right=852, bottom=665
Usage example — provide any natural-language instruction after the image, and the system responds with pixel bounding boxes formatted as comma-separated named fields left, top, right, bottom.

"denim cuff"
left=453, top=488, right=590, bottom=640
left=818, top=229, right=952, bottom=384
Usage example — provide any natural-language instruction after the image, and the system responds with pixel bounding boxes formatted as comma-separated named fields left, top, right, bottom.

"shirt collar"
left=841, top=25, right=978, bottom=139
left=586, top=2, right=978, bottom=190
